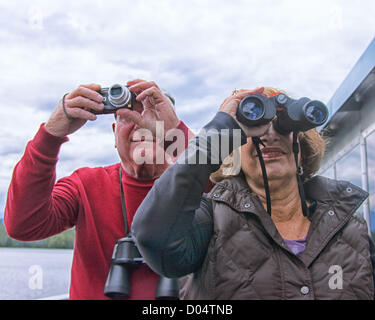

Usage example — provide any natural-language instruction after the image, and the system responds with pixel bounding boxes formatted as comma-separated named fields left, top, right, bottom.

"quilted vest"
left=180, top=175, right=374, bottom=300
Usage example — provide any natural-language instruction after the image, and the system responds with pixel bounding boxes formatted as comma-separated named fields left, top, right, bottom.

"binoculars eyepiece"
left=104, top=236, right=179, bottom=300
left=236, top=93, right=329, bottom=133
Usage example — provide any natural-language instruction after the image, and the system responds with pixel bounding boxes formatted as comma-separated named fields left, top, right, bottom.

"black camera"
left=94, top=84, right=135, bottom=114
left=104, top=236, right=179, bottom=300
left=236, top=93, right=329, bottom=133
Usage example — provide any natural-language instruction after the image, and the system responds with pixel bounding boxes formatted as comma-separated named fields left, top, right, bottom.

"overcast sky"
left=0, top=0, right=374, bottom=218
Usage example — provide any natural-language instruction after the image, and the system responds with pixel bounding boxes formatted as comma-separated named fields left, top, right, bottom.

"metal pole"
left=333, top=163, right=337, bottom=180
left=360, top=135, right=371, bottom=236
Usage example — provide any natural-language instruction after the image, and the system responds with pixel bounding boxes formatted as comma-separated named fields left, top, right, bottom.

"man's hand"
left=220, top=87, right=271, bottom=137
left=45, top=84, right=104, bottom=137
left=116, top=79, right=179, bottom=136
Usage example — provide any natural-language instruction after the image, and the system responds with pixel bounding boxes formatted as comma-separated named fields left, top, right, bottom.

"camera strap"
left=119, top=167, right=130, bottom=236
left=118, top=166, right=179, bottom=300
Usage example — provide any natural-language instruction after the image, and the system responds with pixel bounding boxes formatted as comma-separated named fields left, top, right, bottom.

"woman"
left=132, top=87, right=375, bottom=299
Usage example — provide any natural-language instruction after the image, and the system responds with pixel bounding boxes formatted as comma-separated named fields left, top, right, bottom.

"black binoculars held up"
left=236, top=93, right=329, bottom=133
left=104, top=236, right=179, bottom=300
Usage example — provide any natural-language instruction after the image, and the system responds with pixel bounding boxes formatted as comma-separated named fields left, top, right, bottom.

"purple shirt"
left=283, top=238, right=307, bottom=255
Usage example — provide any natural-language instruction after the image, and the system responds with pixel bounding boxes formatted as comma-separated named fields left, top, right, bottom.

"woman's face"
left=241, top=123, right=299, bottom=185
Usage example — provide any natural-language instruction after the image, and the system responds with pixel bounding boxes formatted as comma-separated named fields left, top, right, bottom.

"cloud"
left=56, top=121, right=119, bottom=178
left=0, top=0, right=374, bottom=217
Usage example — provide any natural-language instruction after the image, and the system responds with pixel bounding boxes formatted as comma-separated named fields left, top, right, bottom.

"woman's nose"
left=260, top=124, right=280, bottom=145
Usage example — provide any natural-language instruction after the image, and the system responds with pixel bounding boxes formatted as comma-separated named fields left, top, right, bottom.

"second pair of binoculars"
left=104, top=235, right=179, bottom=300
left=236, top=92, right=329, bottom=133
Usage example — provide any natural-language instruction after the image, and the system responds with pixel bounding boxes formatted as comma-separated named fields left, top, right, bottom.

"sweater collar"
left=119, top=164, right=158, bottom=187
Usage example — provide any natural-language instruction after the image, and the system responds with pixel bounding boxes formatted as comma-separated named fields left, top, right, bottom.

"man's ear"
left=112, top=122, right=117, bottom=148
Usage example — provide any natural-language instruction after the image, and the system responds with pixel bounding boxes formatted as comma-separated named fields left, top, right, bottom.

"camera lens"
left=110, top=86, right=123, bottom=97
left=241, top=100, right=264, bottom=121
left=304, top=101, right=328, bottom=125
left=237, top=94, right=275, bottom=128
left=108, top=84, right=131, bottom=108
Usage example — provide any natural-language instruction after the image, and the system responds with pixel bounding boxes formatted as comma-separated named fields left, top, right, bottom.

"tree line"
left=0, top=221, right=74, bottom=249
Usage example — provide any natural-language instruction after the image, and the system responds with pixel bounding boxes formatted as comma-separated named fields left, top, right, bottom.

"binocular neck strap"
left=253, top=133, right=308, bottom=218
left=292, top=132, right=308, bottom=217
left=119, top=167, right=130, bottom=236
left=252, top=137, right=272, bottom=216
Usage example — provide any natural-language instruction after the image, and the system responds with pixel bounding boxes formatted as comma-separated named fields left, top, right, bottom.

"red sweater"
left=5, top=121, right=194, bottom=300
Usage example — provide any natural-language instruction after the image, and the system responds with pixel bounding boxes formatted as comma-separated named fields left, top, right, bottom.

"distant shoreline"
left=0, top=247, right=73, bottom=251
left=0, top=222, right=75, bottom=249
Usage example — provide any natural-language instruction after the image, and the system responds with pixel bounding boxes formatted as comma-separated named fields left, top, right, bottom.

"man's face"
left=112, top=101, right=169, bottom=179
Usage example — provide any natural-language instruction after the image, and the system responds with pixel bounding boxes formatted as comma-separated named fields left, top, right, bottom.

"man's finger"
left=66, top=96, right=104, bottom=112
left=68, top=84, right=103, bottom=103
left=130, top=81, right=160, bottom=96
left=127, top=79, right=147, bottom=86
left=81, top=83, right=102, bottom=90
left=136, top=87, right=164, bottom=103
left=67, top=107, right=97, bottom=121
left=116, top=108, right=145, bottom=127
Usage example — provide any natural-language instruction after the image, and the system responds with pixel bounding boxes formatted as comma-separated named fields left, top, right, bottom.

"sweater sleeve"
left=132, top=112, right=248, bottom=277
left=4, top=124, right=80, bottom=241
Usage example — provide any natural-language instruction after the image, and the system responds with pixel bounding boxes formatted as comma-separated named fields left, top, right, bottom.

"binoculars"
left=104, top=236, right=179, bottom=299
left=236, top=93, right=329, bottom=133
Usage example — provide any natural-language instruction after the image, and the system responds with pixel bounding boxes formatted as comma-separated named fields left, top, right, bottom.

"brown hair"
left=210, top=87, right=325, bottom=184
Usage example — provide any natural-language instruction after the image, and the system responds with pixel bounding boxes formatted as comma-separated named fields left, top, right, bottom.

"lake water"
left=0, top=247, right=73, bottom=300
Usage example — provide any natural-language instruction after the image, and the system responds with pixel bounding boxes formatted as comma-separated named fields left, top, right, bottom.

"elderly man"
left=4, top=79, right=193, bottom=300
